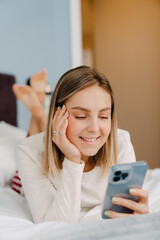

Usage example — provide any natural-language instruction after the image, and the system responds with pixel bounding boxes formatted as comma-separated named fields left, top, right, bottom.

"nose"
left=87, top=117, right=99, bottom=133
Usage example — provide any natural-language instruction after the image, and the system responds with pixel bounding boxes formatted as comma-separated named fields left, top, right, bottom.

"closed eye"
left=75, top=116, right=87, bottom=119
left=75, top=116, right=109, bottom=119
left=100, top=116, right=109, bottom=119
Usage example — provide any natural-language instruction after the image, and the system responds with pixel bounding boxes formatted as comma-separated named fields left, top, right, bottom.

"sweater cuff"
left=63, top=158, right=85, bottom=172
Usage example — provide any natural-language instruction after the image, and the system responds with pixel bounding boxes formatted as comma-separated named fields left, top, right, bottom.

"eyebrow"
left=71, top=106, right=111, bottom=112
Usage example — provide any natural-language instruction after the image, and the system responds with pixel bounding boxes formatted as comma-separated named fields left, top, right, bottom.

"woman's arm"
left=104, top=129, right=149, bottom=218
left=117, top=129, right=136, bottom=164
left=17, top=145, right=84, bottom=224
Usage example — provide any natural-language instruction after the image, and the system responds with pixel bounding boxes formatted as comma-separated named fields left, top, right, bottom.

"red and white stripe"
left=11, top=171, right=22, bottom=194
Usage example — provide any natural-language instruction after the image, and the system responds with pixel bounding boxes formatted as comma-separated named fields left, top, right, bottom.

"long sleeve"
left=17, top=138, right=84, bottom=224
left=117, top=129, right=136, bottom=164
left=17, top=129, right=136, bottom=224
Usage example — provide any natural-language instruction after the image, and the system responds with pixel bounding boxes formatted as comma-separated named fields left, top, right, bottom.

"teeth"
left=81, top=137, right=97, bottom=142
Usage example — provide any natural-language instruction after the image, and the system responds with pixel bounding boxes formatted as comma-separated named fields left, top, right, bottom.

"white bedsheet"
left=0, top=121, right=26, bottom=186
left=0, top=169, right=160, bottom=239
left=143, top=168, right=160, bottom=213
left=0, top=187, right=68, bottom=239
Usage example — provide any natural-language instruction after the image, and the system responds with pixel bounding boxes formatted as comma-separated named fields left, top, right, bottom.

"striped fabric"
left=11, top=170, right=22, bottom=194
left=11, top=133, right=29, bottom=195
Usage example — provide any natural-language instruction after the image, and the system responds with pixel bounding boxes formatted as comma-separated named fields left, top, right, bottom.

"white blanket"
left=0, top=169, right=160, bottom=240
left=0, top=121, right=26, bottom=186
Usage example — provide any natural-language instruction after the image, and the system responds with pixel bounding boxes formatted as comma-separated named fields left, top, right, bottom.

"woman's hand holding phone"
left=52, top=105, right=81, bottom=164
left=104, top=188, right=149, bottom=218
left=102, top=161, right=149, bottom=219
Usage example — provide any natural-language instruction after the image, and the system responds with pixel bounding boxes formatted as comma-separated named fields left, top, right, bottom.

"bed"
left=0, top=74, right=160, bottom=240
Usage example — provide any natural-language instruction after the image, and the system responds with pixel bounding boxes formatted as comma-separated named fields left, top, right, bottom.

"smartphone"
left=102, top=161, right=148, bottom=219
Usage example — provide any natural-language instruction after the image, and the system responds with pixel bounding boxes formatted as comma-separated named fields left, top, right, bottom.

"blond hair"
left=43, top=66, right=117, bottom=177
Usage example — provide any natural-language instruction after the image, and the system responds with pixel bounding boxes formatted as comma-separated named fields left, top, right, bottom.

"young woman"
left=17, top=66, right=149, bottom=223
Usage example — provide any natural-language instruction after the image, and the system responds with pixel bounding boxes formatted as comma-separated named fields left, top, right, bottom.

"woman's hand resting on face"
left=104, top=188, right=149, bottom=218
left=52, top=105, right=81, bottom=164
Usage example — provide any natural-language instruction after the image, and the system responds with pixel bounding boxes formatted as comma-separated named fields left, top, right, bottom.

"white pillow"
left=0, top=121, right=27, bottom=187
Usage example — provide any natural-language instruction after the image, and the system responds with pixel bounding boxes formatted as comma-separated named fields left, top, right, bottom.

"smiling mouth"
left=80, top=136, right=100, bottom=142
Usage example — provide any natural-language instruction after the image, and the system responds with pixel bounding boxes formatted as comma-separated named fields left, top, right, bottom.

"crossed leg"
left=30, top=69, right=47, bottom=104
left=12, top=69, right=48, bottom=135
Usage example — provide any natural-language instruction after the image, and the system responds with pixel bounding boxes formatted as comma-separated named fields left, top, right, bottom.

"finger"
left=52, top=106, right=61, bottom=127
left=52, top=105, right=67, bottom=130
left=56, top=105, right=67, bottom=122
left=129, top=188, right=149, bottom=204
left=52, top=105, right=67, bottom=129
left=52, top=112, right=69, bottom=142
left=52, top=118, right=69, bottom=153
left=60, top=117, right=68, bottom=135
left=111, top=197, right=149, bottom=214
left=53, top=110, right=69, bottom=133
left=104, top=210, right=132, bottom=219
left=111, top=197, right=137, bottom=211
left=51, top=107, right=61, bottom=138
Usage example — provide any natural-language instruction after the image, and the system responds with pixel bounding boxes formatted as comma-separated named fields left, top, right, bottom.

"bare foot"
left=30, top=69, right=47, bottom=103
left=12, top=84, right=45, bottom=118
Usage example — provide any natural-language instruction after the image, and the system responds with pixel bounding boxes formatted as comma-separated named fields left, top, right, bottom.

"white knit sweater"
left=17, top=129, right=136, bottom=223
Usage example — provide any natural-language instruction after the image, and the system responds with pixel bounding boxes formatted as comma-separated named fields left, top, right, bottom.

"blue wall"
left=0, top=0, right=71, bottom=130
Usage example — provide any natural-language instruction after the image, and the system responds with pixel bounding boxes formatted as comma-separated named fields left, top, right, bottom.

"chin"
left=80, top=149, right=99, bottom=157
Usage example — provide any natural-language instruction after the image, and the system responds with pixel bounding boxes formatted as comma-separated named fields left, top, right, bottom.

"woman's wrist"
left=65, top=156, right=81, bottom=164
left=63, top=158, right=85, bottom=171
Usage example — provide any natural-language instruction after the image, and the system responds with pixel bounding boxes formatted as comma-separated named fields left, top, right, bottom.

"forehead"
left=66, top=85, right=111, bottom=108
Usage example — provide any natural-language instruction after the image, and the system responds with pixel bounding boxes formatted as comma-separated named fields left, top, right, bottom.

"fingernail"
left=104, top=211, right=111, bottom=216
left=112, top=197, right=118, bottom=202
left=65, top=119, right=68, bottom=123
left=57, top=106, right=60, bottom=110
left=64, top=111, right=68, bottom=116
left=62, top=105, right=65, bottom=109
left=129, top=189, right=135, bottom=193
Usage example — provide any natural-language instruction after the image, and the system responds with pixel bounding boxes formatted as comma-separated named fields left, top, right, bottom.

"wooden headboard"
left=0, top=73, right=17, bottom=126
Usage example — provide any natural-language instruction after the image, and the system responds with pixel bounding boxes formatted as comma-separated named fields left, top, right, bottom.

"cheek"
left=66, top=117, right=81, bottom=140
left=102, top=120, right=111, bottom=137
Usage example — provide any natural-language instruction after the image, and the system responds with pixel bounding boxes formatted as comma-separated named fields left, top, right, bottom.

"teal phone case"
left=102, top=161, right=148, bottom=219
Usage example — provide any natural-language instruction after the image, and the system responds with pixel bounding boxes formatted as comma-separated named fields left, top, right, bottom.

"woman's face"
left=65, top=85, right=112, bottom=162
